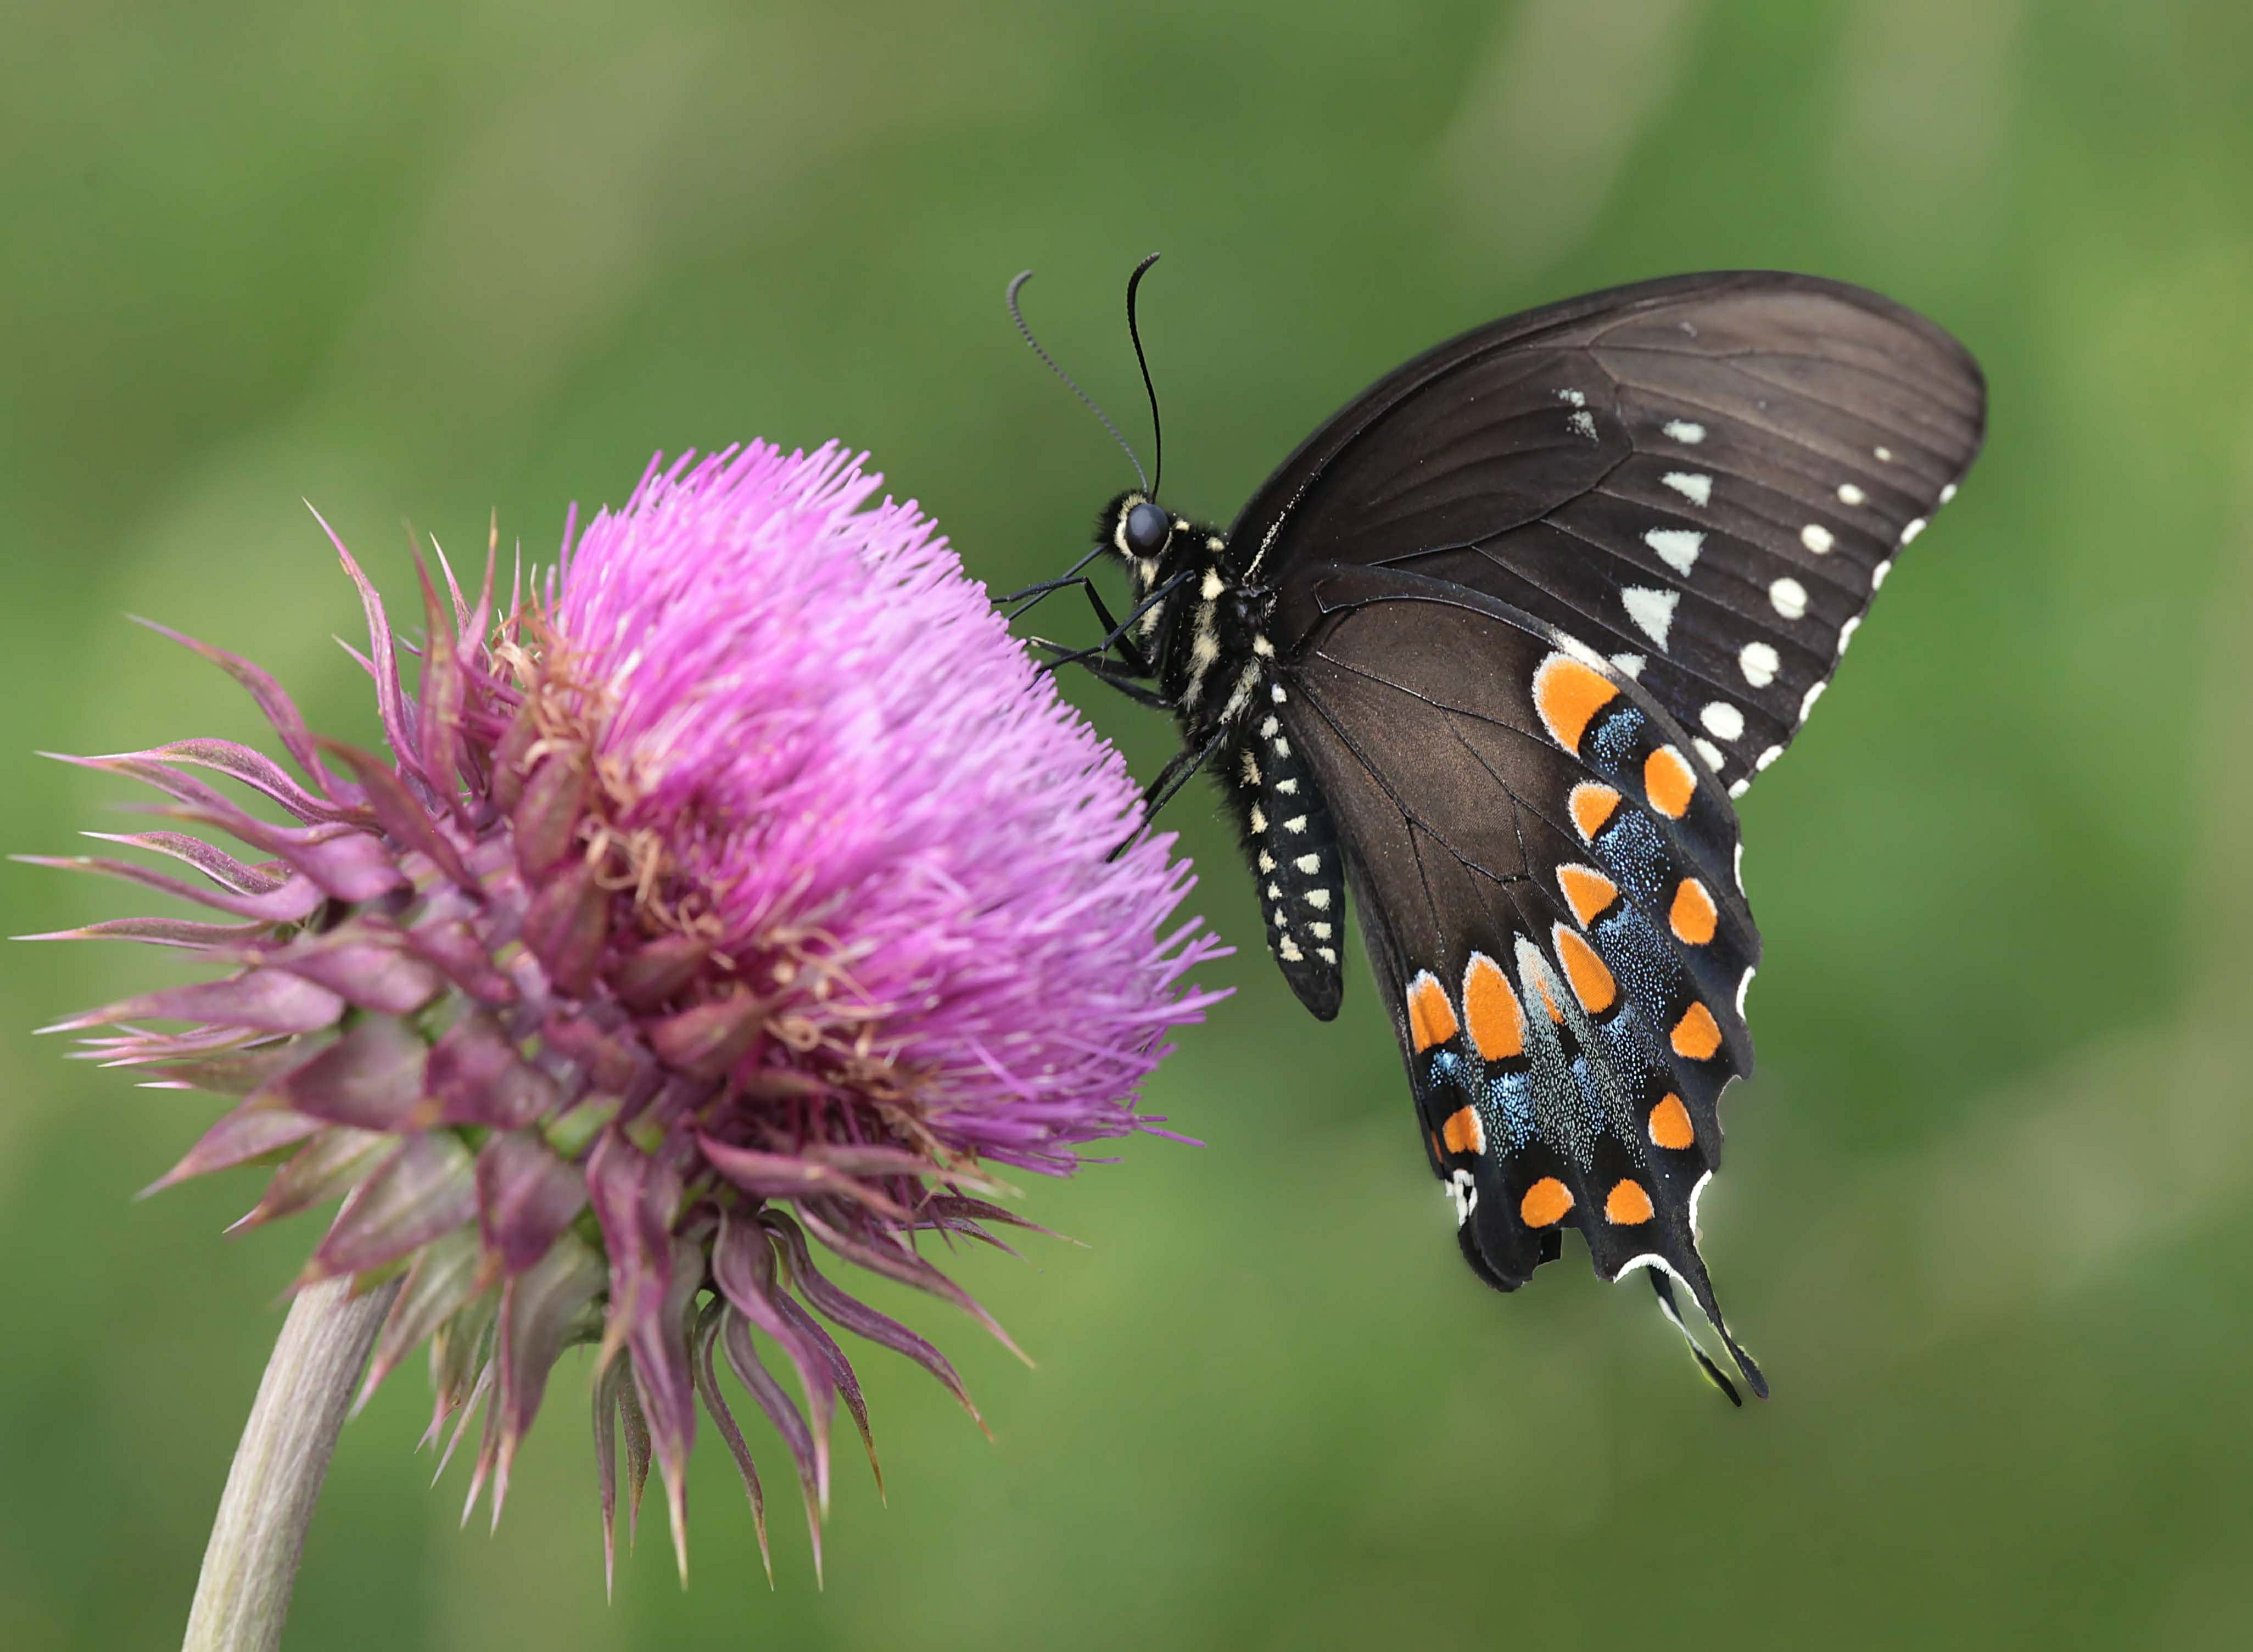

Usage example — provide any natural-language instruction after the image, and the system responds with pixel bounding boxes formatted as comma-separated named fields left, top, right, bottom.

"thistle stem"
left=182, top=1277, right=403, bottom=1652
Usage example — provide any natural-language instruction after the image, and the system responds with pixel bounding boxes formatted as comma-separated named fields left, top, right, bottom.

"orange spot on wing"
left=1669, top=878, right=1718, bottom=945
left=1568, top=781, right=1620, bottom=842
left=1605, top=1179, right=1654, bottom=1224
left=1557, top=864, right=1618, bottom=927
left=1533, top=655, right=1619, bottom=754
left=1520, top=1177, right=1574, bottom=1227
left=1441, top=1106, right=1484, bottom=1156
left=1533, top=974, right=1563, bottom=1022
left=1406, top=971, right=1459, bottom=1053
left=1461, top=953, right=1524, bottom=1060
left=1648, top=1093, right=1695, bottom=1150
left=1645, top=745, right=1696, bottom=818
left=1670, top=1001, right=1723, bottom=1060
left=1553, top=926, right=1618, bottom=1016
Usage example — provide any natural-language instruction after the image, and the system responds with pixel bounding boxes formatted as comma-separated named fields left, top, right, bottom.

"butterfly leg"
left=1031, top=570, right=1189, bottom=673
left=1141, top=726, right=1229, bottom=817
left=1105, top=725, right=1231, bottom=860
left=1026, top=576, right=1159, bottom=677
left=1074, top=656, right=1174, bottom=710
left=997, top=545, right=1106, bottom=616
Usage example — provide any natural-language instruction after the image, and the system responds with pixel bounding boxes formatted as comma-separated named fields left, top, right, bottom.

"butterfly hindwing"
left=1276, top=565, right=1762, bottom=1388
left=1245, top=272, right=1984, bottom=795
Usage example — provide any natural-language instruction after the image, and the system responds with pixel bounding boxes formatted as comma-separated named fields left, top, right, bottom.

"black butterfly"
left=1008, top=267, right=1985, bottom=1401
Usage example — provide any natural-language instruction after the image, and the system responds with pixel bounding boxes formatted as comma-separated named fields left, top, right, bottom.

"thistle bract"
left=29, top=443, right=1223, bottom=1584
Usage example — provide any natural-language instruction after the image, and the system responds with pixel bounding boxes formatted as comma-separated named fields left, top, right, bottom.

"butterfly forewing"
left=1244, top=272, right=1985, bottom=794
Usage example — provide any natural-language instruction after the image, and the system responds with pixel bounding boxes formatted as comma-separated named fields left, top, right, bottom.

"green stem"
left=181, top=1276, right=403, bottom=1652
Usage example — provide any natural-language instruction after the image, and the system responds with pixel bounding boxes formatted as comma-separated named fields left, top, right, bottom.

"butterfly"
left=1008, top=266, right=1985, bottom=1401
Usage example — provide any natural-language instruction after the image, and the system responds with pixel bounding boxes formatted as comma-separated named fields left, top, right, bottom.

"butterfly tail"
left=1648, top=1268, right=1747, bottom=1405
left=1653, top=1253, right=1767, bottom=1401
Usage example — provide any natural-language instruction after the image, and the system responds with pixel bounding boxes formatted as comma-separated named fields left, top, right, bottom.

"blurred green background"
left=5, top=1, right=2251, bottom=1647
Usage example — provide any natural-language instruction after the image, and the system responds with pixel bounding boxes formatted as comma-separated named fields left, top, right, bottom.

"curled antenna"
left=1124, top=252, right=1164, bottom=500
left=1007, top=269, right=1150, bottom=495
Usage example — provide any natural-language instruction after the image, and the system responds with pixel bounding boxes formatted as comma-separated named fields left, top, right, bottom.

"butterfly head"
left=1098, top=489, right=1185, bottom=596
left=1102, top=490, right=1173, bottom=558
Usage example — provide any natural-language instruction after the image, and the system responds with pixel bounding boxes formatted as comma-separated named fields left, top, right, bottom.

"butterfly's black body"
left=1032, top=271, right=1985, bottom=1401
left=1096, top=499, right=1354, bottom=1017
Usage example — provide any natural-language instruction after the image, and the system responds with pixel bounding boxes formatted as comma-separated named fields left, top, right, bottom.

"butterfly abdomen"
left=1226, top=685, right=1346, bottom=1020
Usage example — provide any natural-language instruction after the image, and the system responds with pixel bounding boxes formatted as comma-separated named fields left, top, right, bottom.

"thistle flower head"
left=27, top=443, right=1222, bottom=1585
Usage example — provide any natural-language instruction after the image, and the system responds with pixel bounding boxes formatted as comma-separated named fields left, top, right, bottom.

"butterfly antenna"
left=1007, top=270, right=1149, bottom=495
left=1124, top=251, right=1164, bottom=499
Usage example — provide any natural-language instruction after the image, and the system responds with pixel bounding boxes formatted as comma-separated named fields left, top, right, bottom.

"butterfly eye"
left=1123, top=501, right=1170, bottom=554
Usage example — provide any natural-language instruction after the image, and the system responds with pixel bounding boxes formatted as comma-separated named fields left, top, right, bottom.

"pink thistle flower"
left=24, top=442, right=1225, bottom=1587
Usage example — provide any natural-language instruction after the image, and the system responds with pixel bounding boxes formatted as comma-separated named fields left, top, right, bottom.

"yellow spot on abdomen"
left=1605, top=1179, right=1655, bottom=1224
left=1441, top=1106, right=1484, bottom=1156
left=1648, top=1093, right=1695, bottom=1150
left=1462, top=953, right=1524, bottom=1060
left=1669, top=878, right=1718, bottom=945
left=1533, top=655, right=1619, bottom=754
left=1553, top=927, right=1618, bottom=1016
left=1557, top=864, right=1619, bottom=927
left=1645, top=745, right=1696, bottom=818
left=1568, top=782, right=1620, bottom=842
left=1520, top=1177, right=1574, bottom=1227
left=1407, top=971, right=1459, bottom=1052
left=1670, top=1001, right=1723, bottom=1060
